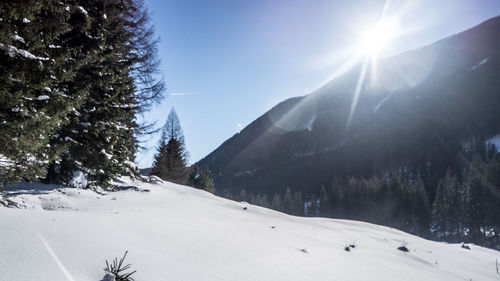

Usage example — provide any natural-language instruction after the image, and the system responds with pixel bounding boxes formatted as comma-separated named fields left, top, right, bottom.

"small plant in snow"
left=397, top=240, right=410, bottom=253
left=345, top=242, right=357, bottom=252
left=104, top=251, right=136, bottom=281
left=397, top=245, right=409, bottom=252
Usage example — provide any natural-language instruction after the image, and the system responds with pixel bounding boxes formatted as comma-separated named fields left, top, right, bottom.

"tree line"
left=222, top=141, right=500, bottom=249
left=0, top=0, right=164, bottom=188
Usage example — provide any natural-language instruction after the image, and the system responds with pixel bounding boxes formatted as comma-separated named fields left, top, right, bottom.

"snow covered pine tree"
left=0, top=0, right=164, bottom=189
left=0, top=0, right=95, bottom=186
left=45, top=0, right=165, bottom=188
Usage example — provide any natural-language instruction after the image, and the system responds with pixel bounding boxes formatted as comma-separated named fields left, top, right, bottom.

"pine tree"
left=283, top=187, right=293, bottom=213
left=318, top=185, right=328, bottom=215
left=413, top=182, right=431, bottom=237
left=271, top=193, right=283, bottom=211
left=293, top=191, right=304, bottom=216
left=238, top=189, right=248, bottom=202
left=432, top=178, right=447, bottom=237
left=465, top=155, right=488, bottom=243
left=486, top=155, right=500, bottom=242
left=0, top=0, right=95, bottom=186
left=151, top=109, right=188, bottom=183
left=45, top=0, right=164, bottom=188
left=188, top=165, right=215, bottom=193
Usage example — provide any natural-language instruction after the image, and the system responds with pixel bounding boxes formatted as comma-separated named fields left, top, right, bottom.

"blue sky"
left=136, top=0, right=500, bottom=168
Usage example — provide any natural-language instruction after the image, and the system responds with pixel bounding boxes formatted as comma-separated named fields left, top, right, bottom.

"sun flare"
left=360, top=18, right=400, bottom=55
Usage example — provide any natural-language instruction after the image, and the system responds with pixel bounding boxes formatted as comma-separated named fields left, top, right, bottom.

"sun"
left=360, top=18, right=400, bottom=56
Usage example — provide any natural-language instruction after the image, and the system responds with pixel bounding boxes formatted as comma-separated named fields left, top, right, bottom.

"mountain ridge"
left=197, top=15, right=500, bottom=200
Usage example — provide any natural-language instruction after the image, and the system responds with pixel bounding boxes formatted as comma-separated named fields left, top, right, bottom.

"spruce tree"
left=465, top=155, right=488, bottom=243
left=151, top=109, right=189, bottom=183
left=45, top=0, right=164, bottom=188
left=432, top=178, right=447, bottom=237
left=293, top=191, right=304, bottom=216
left=0, top=0, right=95, bottom=186
left=271, top=193, right=283, bottom=211
left=188, top=165, right=215, bottom=193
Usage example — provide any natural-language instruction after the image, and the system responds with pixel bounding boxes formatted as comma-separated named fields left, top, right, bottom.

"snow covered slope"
left=1, top=178, right=498, bottom=281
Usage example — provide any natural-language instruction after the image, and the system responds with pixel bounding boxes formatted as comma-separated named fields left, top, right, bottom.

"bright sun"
left=360, top=18, right=400, bottom=55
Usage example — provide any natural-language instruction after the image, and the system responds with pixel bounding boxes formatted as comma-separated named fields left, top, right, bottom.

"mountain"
left=1, top=178, right=498, bottom=281
left=197, top=16, right=500, bottom=201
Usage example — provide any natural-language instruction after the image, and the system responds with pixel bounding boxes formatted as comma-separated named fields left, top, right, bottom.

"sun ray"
left=346, top=57, right=370, bottom=128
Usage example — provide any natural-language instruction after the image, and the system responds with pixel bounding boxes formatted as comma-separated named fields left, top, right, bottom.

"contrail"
left=169, top=92, right=192, bottom=96
left=38, top=233, right=77, bottom=281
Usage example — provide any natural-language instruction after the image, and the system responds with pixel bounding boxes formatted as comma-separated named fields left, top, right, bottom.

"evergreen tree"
left=151, top=109, right=188, bottom=183
left=318, top=185, right=328, bottom=216
left=271, top=193, right=283, bottom=212
left=45, top=0, right=164, bottom=188
left=413, top=182, right=431, bottom=237
left=238, top=189, right=248, bottom=202
left=188, top=165, right=215, bottom=193
left=283, top=187, right=293, bottom=213
left=465, top=155, right=488, bottom=243
left=486, top=155, right=500, bottom=242
left=432, top=180, right=448, bottom=237
left=0, top=0, right=95, bottom=186
left=292, top=191, right=304, bottom=216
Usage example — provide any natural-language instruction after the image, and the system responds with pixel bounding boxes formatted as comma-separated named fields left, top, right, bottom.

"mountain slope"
left=0, top=178, right=498, bottom=281
left=197, top=16, right=500, bottom=198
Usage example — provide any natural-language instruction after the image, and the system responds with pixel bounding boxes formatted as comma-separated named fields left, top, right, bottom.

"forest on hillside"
left=223, top=141, right=500, bottom=249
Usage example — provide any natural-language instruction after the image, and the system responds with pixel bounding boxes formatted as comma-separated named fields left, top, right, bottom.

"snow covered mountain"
left=197, top=15, right=500, bottom=200
left=0, top=178, right=498, bottom=281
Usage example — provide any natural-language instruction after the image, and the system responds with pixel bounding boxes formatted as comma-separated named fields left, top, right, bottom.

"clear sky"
left=136, top=0, right=500, bottom=168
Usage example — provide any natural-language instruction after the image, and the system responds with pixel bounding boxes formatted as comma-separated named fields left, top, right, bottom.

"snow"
left=0, top=177, right=499, bottom=281
left=100, top=149, right=113, bottom=160
left=0, top=43, right=49, bottom=60
left=8, top=75, right=22, bottom=83
left=487, top=134, right=500, bottom=149
left=12, top=34, right=25, bottom=43
left=22, top=18, right=30, bottom=23
left=68, top=170, right=87, bottom=189
left=472, top=58, right=489, bottom=70
left=0, top=154, right=14, bottom=167
left=37, top=95, right=50, bottom=101
left=77, top=6, right=88, bottom=16
left=110, top=103, right=136, bottom=109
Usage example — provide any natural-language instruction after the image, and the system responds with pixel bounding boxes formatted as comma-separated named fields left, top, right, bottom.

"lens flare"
left=360, top=18, right=400, bottom=56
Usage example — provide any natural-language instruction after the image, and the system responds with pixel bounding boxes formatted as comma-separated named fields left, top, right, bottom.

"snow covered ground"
left=1, top=177, right=499, bottom=281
